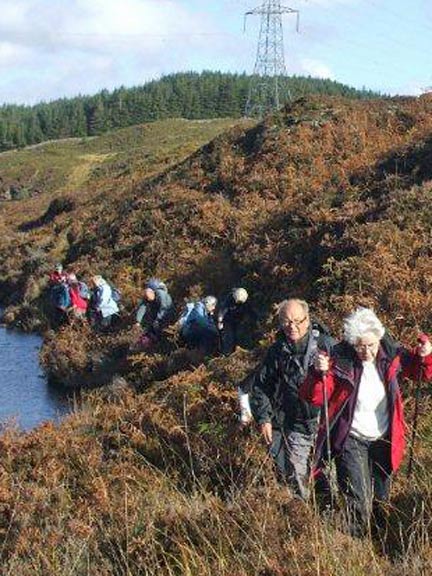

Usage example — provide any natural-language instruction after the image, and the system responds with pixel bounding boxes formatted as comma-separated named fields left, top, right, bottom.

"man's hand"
left=260, top=422, right=273, bottom=446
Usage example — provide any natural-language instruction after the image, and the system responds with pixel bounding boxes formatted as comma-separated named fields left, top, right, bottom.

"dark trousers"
left=336, top=434, right=392, bottom=536
left=220, top=322, right=238, bottom=355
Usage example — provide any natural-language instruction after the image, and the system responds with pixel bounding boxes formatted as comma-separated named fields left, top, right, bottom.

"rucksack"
left=179, top=301, right=216, bottom=333
left=178, top=302, right=196, bottom=328
left=146, top=278, right=167, bottom=292
left=78, top=281, right=90, bottom=300
left=110, top=285, right=122, bottom=303
left=104, top=279, right=122, bottom=303
left=50, top=283, right=71, bottom=309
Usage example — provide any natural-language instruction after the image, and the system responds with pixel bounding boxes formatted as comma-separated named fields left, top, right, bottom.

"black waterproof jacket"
left=250, top=323, right=334, bottom=435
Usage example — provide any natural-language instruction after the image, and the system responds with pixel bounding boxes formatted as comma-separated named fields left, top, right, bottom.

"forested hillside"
left=0, top=71, right=379, bottom=151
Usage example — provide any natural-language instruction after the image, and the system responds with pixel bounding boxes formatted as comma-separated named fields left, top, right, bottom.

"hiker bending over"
left=67, top=273, right=89, bottom=320
left=250, top=298, right=334, bottom=500
left=134, top=279, right=176, bottom=349
left=179, top=296, right=219, bottom=355
left=217, top=287, right=251, bottom=355
left=90, top=275, right=120, bottom=329
left=300, top=307, right=432, bottom=537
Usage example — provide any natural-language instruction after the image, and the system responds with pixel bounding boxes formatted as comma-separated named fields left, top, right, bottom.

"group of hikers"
left=241, top=299, right=432, bottom=537
left=48, top=265, right=432, bottom=538
left=48, top=264, right=251, bottom=355
left=48, top=264, right=121, bottom=328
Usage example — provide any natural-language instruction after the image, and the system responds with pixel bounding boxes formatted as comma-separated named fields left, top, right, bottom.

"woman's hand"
left=314, top=352, right=330, bottom=372
left=417, top=334, right=432, bottom=357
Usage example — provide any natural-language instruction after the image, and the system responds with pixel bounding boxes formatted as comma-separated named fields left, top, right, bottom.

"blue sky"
left=0, top=0, right=431, bottom=105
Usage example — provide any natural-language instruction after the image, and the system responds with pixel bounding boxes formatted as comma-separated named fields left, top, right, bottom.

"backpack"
left=146, top=278, right=167, bottom=292
left=106, top=280, right=121, bottom=303
left=180, top=301, right=216, bottom=333
left=78, top=281, right=90, bottom=300
left=178, top=302, right=196, bottom=328
left=110, top=286, right=122, bottom=303
left=50, top=283, right=71, bottom=309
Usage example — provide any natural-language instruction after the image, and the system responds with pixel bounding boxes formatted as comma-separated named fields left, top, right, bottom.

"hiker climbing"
left=178, top=295, right=219, bottom=355
left=300, top=307, right=432, bottom=537
left=89, top=275, right=120, bottom=329
left=133, top=279, right=176, bottom=350
left=217, top=287, right=251, bottom=355
left=249, top=298, right=334, bottom=501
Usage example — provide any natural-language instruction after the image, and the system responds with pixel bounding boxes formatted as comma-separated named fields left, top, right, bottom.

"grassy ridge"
left=1, top=97, right=432, bottom=573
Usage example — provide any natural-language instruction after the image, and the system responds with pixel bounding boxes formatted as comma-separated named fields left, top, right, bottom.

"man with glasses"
left=250, top=299, right=334, bottom=500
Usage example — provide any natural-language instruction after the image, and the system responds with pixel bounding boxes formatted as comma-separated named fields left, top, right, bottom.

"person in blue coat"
left=179, top=296, right=219, bottom=354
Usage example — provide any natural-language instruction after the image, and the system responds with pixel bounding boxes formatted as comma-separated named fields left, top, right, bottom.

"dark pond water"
left=0, top=326, right=72, bottom=431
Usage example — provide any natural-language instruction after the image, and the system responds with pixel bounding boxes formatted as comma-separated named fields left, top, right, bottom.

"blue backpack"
left=180, top=302, right=216, bottom=333
left=78, top=281, right=90, bottom=300
left=51, top=283, right=71, bottom=309
left=178, top=302, right=196, bottom=329
left=146, top=278, right=167, bottom=292
left=106, top=281, right=121, bottom=303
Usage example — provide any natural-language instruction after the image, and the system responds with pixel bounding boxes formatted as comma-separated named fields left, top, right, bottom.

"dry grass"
left=1, top=96, right=432, bottom=573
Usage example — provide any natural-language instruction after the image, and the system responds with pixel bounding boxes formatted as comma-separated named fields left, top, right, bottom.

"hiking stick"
left=407, top=333, right=428, bottom=477
left=314, top=350, right=335, bottom=507
left=322, top=368, right=332, bottom=466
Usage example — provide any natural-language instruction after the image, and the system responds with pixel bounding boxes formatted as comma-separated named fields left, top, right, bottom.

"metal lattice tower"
left=244, top=1, right=299, bottom=117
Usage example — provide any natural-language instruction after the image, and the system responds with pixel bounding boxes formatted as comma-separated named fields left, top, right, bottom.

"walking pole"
left=407, top=333, right=428, bottom=477
left=317, top=350, right=334, bottom=507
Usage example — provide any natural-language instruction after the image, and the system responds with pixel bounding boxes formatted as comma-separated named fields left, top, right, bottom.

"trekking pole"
left=321, top=354, right=335, bottom=507
left=316, top=350, right=332, bottom=463
left=407, top=333, right=429, bottom=477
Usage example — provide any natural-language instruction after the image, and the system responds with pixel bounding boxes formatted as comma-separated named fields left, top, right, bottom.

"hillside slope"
left=0, top=97, right=432, bottom=574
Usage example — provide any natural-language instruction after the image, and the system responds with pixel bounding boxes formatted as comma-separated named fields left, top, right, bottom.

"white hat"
left=233, top=288, right=248, bottom=304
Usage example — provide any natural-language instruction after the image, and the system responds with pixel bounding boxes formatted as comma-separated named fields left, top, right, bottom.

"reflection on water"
left=0, top=327, right=72, bottom=431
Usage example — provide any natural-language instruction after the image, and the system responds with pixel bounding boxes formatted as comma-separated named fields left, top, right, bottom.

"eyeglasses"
left=354, top=342, right=379, bottom=351
left=281, top=316, right=308, bottom=328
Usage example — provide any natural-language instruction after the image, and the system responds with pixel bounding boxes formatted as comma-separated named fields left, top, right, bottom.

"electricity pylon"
left=244, top=1, right=299, bottom=117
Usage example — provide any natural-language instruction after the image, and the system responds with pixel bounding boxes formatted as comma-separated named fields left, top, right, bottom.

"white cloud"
left=299, top=58, right=334, bottom=79
left=0, top=0, right=235, bottom=104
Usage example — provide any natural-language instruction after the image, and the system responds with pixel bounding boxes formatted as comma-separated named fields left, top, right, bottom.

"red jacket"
left=299, top=335, right=432, bottom=472
left=69, top=285, right=88, bottom=312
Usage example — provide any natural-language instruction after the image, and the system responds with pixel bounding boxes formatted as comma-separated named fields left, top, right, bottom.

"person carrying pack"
left=179, top=296, right=219, bottom=355
left=133, top=279, right=176, bottom=349
left=90, top=275, right=120, bottom=329
left=249, top=298, right=335, bottom=501
left=67, top=273, right=88, bottom=319
left=50, top=279, right=71, bottom=325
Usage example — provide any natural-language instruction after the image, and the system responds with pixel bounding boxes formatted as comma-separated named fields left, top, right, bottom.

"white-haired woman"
left=90, top=275, right=119, bottom=328
left=300, top=307, right=432, bottom=536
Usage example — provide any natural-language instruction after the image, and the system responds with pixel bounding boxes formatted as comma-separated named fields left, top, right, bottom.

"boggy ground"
left=1, top=96, right=432, bottom=573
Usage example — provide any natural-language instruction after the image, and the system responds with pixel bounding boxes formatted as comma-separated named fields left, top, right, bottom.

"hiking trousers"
left=270, top=428, right=315, bottom=501
left=336, top=434, right=392, bottom=536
